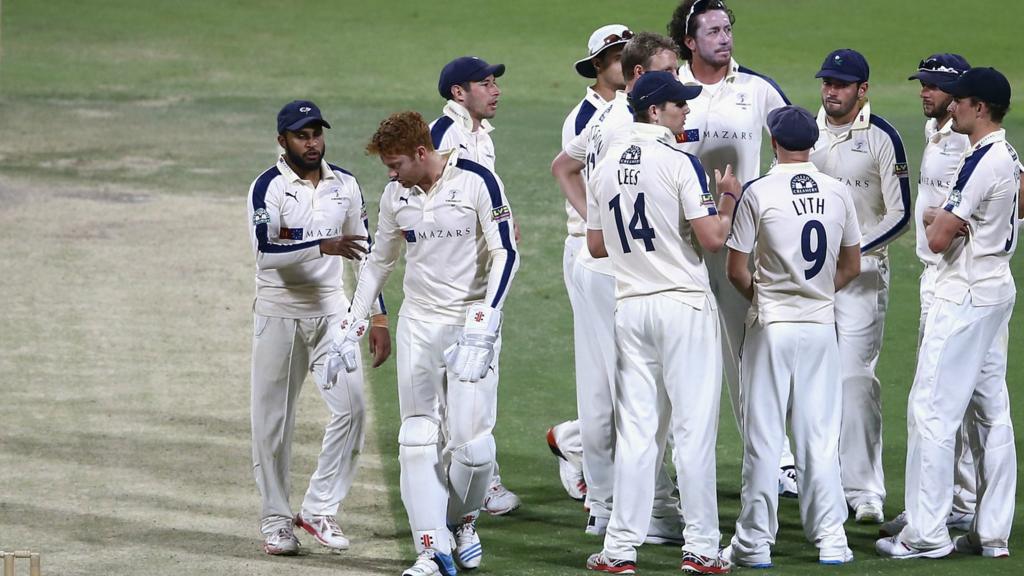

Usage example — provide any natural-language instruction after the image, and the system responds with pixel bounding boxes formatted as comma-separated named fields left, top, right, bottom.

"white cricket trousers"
left=603, top=294, right=722, bottom=561
left=552, top=235, right=586, bottom=461
left=901, top=294, right=1016, bottom=550
left=835, top=254, right=889, bottom=508
left=731, top=322, right=848, bottom=562
left=919, top=265, right=976, bottom=515
left=396, top=315, right=500, bottom=554
left=251, top=312, right=365, bottom=535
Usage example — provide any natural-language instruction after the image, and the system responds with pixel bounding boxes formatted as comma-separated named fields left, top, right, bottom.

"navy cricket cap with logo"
left=908, top=53, right=970, bottom=86
left=574, top=24, right=633, bottom=78
left=438, top=56, right=506, bottom=100
left=628, top=71, right=703, bottom=109
left=939, top=67, right=1012, bottom=107
left=815, top=48, right=869, bottom=83
left=277, top=100, right=331, bottom=134
left=767, top=105, right=819, bottom=151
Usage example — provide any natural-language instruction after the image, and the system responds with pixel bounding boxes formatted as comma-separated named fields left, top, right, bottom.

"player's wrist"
left=370, top=314, right=389, bottom=328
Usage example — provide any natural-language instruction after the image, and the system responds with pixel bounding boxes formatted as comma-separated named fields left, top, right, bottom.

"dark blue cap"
left=628, top=71, right=703, bottom=109
left=939, top=67, right=1011, bottom=107
left=909, top=53, right=971, bottom=86
left=277, top=100, right=331, bottom=134
left=815, top=49, right=869, bottom=83
left=767, top=105, right=819, bottom=151
left=438, top=56, right=506, bottom=100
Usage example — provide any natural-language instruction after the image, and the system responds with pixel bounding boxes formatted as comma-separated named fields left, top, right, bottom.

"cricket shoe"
left=586, top=551, right=637, bottom=574
left=680, top=550, right=731, bottom=574
left=953, top=534, right=1009, bottom=558
left=263, top=526, right=301, bottom=556
left=721, top=544, right=772, bottom=569
left=482, top=475, right=521, bottom=515
left=402, top=549, right=458, bottom=576
left=855, top=500, right=884, bottom=524
left=875, top=535, right=953, bottom=559
left=778, top=466, right=798, bottom=499
left=645, top=515, right=684, bottom=545
left=586, top=514, right=609, bottom=536
left=819, top=546, right=854, bottom=565
left=547, top=426, right=587, bottom=501
left=295, top=513, right=350, bottom=550
left=878, top=510, right=907, bottom=537
left=452, top=517, right=483, bottom=569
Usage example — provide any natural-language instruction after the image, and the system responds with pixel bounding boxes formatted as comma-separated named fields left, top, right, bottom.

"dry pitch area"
left=0, top=177, right=403, bottom=575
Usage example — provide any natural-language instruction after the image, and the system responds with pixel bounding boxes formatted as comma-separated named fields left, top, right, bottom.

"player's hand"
left=955, top=221, right=970, bottom=238
left=320, top=235, right=369, bottom=260
left=321, top=314, right=369, bottom=389
left=444, top=304, right=502, bottom=382
left=714, top=164, right=741, bottom=196
left=513, top=220, right=522, bottom=243
left=368, top=319, right=391, bottom=368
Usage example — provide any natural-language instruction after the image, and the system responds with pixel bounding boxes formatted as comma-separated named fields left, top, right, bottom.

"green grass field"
left=2, top=1, right=1023, bottom=574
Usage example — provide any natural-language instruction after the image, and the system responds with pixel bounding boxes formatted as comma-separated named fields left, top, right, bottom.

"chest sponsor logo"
left=919, top=176, right=951, bottom=189
left=408, top=227, right=474, bottom=242
left=403, top=229, right=417, bottom=243
left=279, top=227, right=304, bottom=240
left=492, top=205, right=512, bottom=222
left=833, top=176, right=873, bottom=189
left=790, top=174, right=819, bottom=195
left=675, top=128, right=701, bottom=143
left=894, top=162, right=909, bottom=178
left=703, top=129, right=754, bottom=141
left=619, top=145, right=642, bottom=166
left=252, top=208, right=271, bottom=225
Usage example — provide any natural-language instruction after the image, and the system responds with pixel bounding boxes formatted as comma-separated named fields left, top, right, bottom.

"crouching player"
left=723, top=106, right=861, bottom=567
left=324, top=111, right=519, bottom=575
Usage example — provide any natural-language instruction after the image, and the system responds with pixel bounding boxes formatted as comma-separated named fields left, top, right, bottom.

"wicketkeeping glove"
left=444, top=304, right=502, bottom=382
left=321, top=314, right=369, bottom=390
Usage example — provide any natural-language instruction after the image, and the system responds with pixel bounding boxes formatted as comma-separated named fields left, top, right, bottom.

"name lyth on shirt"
left=792, top=196, right=826, bottom=216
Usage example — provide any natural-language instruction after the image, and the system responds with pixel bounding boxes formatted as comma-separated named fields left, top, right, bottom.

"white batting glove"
left=444, top=304, right=502, bottom=382
left=321, top=314, right=369, bottom=390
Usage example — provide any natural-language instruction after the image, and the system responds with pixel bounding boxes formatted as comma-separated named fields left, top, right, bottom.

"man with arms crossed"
left=247, top=100, right=390, bottom=555
left=723, top=106, right=861, bottom=568
left=324, top=111, right=519, bottom=575
left=551, top=32, right=685, bottom=540
left=877, top=67, right=1019, bottom=560
left=880, top=53, right=978, bottom=538
left=809, top=48, right=911, bottom=523
left=667, top=0, right=797, bottom=497
left=585, top=71, right=734, bottom=575
left=546, top=23, right=632, bottom=504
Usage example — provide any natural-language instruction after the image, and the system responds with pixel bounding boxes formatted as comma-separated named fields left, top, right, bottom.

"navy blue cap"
left=277, top=100, right=331, bottom=134
left=628, top=71, right=702, bottom=109
left=909, top=53, right=971, bottom=86
left=438, top=56, right=506, bottom=100
left=767, top=105, right=819, bottom=151
left=939, top=67, right=1011, bottom=107
left=815, top=49, right=869, bottom=83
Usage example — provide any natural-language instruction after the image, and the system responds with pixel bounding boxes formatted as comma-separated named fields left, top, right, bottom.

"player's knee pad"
left=398, top=416, right=441, bottom=447
left=451, top=433, right=496, bottom=469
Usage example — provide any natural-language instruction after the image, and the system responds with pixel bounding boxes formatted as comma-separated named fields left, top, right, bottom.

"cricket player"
left=880, top=53, right=978, bottom=538
left=551, top=32, right=685, bottom=540
left=585, top=71, right=735, bottom=575
left=809, top=48, right=911, bottom=522
left=547, top=24, right=632, bottom=503
left=723, top=105, right=861, bottom=568
left=430, top=56, right=522, bottom=516
left=324, top=111, right=519, bottom=576
left=667, top=0, right=797, bottom=497
left=246, top=100, right=390, bottom=555
left=877, top=67, right=1019, bottom=560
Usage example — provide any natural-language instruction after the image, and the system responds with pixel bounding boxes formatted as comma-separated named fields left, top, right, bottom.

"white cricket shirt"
left=587, top=122, right=717, bottom=309
left=349, top=149, right=519, bottom=325
left=247, top=156, right=384, bottom=318
left=429, top=100, right=497, bottom=171
left=561, top=86, right=609, bottom=237
left=936, top=129, right=1020, bottom=306
left=916, top=118, right=970, bottom=267
left=727, top=162, right=861, bottom=325
left=810, top=102, right=911, bottom=258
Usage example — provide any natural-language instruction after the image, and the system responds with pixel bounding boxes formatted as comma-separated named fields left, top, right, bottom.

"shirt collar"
left=276, top=155, right=337, bottom=184
left=628, top=122, right=676, bottom=144
left=586, top=85, right=610, bottom=106
left=678, top=58, right=739, bottom=85
left=443, top=100, right=494, bottom=134
left=410, top=149, right=461, bottom=196
left=926, top=117, right=956, bottom=143
left=816, top=101, right=872, bottom=133
left=767, top=161, right=818, bottom=175
left=969, top=128, right=1006, bottom=154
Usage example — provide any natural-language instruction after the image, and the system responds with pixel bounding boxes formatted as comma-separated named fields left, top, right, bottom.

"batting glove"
left=321, top=314, right=369, bottom=390
left=444, top=304, right=502, bottom=382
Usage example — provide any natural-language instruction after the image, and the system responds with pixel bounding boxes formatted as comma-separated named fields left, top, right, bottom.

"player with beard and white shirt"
left=546, top=24, right=632, bottom=503
left=667, top=0, right=797, bottom=497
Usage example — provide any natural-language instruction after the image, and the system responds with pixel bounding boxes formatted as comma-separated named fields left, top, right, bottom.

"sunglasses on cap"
left=685, top=0, right=730, bottom=36
left=917, top=58, right=963, bottom=76
left=599, top=29, right=634, bottom=50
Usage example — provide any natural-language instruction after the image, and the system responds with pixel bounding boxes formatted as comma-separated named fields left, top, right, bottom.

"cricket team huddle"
left=245, top=0, right=1022, bottom=574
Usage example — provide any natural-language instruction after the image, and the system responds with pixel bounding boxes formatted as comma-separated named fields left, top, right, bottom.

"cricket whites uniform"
left=588, top=122, right=723, bottom=561
left=900, top=129, right=1019, bottom=552
left=348, top=149, right=519, bottom=556
left=726, top=162, right=861, bottom=564
left=810, top=102, right=911, bottom=510
left=677, top=59, right=791, bottom=456
left=430, top=100, right=497, bottom=170
left=247, top=156, right=383, bottom=535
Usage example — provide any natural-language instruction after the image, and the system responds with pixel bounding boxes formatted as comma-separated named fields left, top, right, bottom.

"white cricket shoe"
left=721, top=544, right=772, bottom=569
left=855, top=500, right=884, bottom=524
left=263, top=526, right=300, bottom=556
left=819, top=546, right=854, bottom=565
left=875, top=535, right=953, bottom=559
left=585, top=514, right=609, bottom=536
left=482, top=475, right=521, bottom=515
left=295, top=513, right=350, bottom=550
left=453, top=518, right=483, bottom=569
left=547, top=426, right=586, bottom=501
left=953, top=534, right=1009, bottom=558
left=402, top=549, right=458, bottom=576
left=778, top=466, right=798, bottom=499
